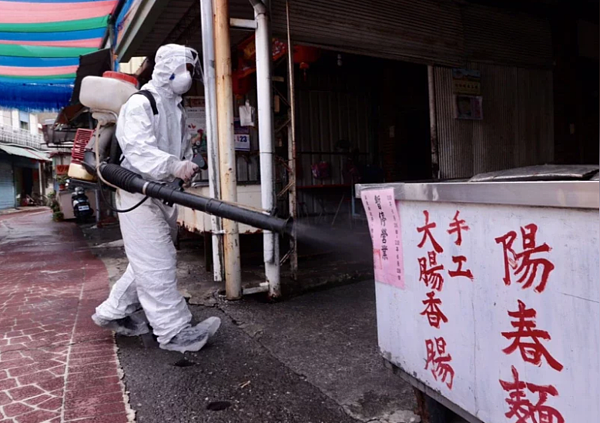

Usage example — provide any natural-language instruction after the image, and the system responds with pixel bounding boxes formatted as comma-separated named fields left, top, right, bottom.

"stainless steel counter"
left=356, top=180, right=599, bottom=209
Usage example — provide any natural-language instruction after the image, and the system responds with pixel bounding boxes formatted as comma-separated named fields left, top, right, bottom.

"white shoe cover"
left=160, top=317, right=221, bottom=353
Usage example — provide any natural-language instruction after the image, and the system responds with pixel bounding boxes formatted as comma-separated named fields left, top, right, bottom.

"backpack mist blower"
left=68, top=71, right=293, bottom=236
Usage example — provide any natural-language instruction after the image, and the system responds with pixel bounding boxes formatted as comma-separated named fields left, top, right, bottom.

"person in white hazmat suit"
left=92, top=44, right=221, bottom=353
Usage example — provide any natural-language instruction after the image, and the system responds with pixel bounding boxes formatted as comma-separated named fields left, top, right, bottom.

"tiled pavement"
left=0, top=210, right=131, bottom=423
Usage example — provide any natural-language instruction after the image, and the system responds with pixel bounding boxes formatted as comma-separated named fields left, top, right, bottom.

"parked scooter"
left=71, top=186, right=93, bottom=221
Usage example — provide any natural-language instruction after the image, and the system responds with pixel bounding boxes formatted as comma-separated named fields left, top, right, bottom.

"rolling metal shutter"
left=0, top=161, right=15, bottom=210
left=462, top=4, right=553, bottom=69
left=271, top=0, right=465, bottom=67
left=271, top=0, right=552, bottom=69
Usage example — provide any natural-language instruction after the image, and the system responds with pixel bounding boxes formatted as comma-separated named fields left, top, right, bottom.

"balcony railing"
left=0, top=125, right=45, bottom=149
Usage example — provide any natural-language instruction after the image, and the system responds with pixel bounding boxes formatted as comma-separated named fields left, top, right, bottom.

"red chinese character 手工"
left=425, top=337, right=454, bottom=389
left=447, top=211, right=469, bottom=246
left=420, top=291, right=448, bottom=328
left=417, top=211, right=444, bottom=253
left=418, top=251, right=445, bottom=290
left=500, top=366, right=564, bottom=423
left=495, top=224, right=555, bottom=293
left=502, top=300, right=563, bottom=372
left=448, top=255, right=474, bottom=280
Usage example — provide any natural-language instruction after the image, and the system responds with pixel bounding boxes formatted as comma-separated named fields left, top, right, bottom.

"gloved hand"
left=172, top=160, right=199, bottom=182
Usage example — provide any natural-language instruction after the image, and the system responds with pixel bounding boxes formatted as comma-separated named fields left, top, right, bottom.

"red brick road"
left=0, top=210, right=131, bottom=423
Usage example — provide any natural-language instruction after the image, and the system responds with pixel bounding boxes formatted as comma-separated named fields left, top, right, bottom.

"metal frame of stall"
left=356, top=166, right=600, bottom=423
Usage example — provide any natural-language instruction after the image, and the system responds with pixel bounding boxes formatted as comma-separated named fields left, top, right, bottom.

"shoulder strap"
left=110, top=91, right=157, bottom=166
left=132, top=90, right=158, bottom=115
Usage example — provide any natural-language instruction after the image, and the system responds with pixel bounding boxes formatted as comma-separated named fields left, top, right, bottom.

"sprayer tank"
left=79, top=73, right=138, bottom=114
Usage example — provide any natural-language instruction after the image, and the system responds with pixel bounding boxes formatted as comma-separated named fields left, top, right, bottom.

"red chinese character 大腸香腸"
left=418, top=251, right=445, bottom=291
left=417, top=211, right=444, bottom=253
left=425, top=337, right=454, bottom=389
left=420, top=291, right=448, bottom=328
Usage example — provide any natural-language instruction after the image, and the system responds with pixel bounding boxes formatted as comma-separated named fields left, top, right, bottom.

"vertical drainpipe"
left=200, top=0, right=225, bottom=283
left=285, top=0, right=298, bottom=279
left=40, top=162, right=46, bottom=197
left=214, top=0, right=242, bottom=299
left=37, top=162, right=43, bottom=198
left=250, top=0, right=280, bottom=298
left=427, top=65, right=440, bottom=180
left=95, top=188, right=101, bottom=223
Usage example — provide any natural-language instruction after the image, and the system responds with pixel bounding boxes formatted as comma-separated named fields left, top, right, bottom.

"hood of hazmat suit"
left=95, top=44, right=204, bottom=346
left=116, top=43, right=200, bottom=182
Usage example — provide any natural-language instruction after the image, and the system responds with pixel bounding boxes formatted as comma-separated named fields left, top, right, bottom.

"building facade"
left=0, top=108, right=53, bottom=209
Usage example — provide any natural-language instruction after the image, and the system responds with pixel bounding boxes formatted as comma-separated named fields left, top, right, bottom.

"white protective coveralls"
left=95, top=45, right=200, bottom=346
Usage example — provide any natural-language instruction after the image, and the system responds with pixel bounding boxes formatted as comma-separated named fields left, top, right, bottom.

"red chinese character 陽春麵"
left=425, top=337, right=454, bottom=389
left=448, top=255, right=474, bottom=280
left=495, top=224, right=555, bottom=293
left=499, top=366, right=564, bottom=423
left=447, top=211, right=469, bottom=246
left=502, top=300, right=563, bottom=372
left=418, top=251, right=445, bottom=291
left=420, top=291, right=448, bottom=328
left=417, top=211, right=444, bottom=253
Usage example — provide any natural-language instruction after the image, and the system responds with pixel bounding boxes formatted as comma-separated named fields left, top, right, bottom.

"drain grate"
left=172, top=358, right=195, bottom=367
left=206, top=401, right=231, bottom=411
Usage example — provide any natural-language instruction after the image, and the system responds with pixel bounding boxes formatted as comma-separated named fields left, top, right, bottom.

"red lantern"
left=293, top=46, right=320, bottom=80
left=232, top=71, right=251, bottom=96
left=293, top=46, right=320, bottom=64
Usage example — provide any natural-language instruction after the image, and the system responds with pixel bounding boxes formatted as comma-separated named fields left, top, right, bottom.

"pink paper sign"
left=361, top=188, right=405, bottom=289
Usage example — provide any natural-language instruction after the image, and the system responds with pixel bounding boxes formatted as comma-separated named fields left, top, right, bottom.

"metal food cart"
left=357, top=165, right=599, bottom=423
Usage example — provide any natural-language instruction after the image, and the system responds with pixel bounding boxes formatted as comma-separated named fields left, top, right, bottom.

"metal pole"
left=285, top=0, right=298, bottom=279
left=214, top=0, right=242, bottom=299
left=252, top=0, right=280, bottom=298
left=95, top=188, right=101, bottom=224
left=37, top=162, right=44, bottom=198
left=427, top=65, right=440, bottom=180
left=200, top=0, right=224, bottom=283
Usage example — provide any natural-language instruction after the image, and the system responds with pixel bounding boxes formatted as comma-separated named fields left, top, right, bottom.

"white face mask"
left=170, top=70, right=192, bottom=95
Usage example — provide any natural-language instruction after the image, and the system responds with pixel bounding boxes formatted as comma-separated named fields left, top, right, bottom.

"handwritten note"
left=361, top=188, right=405, bottom=289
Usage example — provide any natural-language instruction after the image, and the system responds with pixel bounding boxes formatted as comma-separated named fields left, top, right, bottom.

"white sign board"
left=362, top=193, right=600, bottom=423
left=234, top=134, right=251, bottom=151
left=234, top=118, right=251, bottom=152
left=184, top=96, right=206, bottom=140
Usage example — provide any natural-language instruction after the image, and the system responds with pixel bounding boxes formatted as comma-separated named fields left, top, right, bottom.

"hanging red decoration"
left=232, top=71, right=251, bottom=96
left=294, top=46, right=320, bottom=80
left=293, top=46, right=320, bottom=64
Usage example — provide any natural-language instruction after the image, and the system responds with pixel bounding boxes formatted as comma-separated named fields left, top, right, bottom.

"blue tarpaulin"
left=0, top=0, right=119, bottom=112
left=0, top=81, right=72, bottom=110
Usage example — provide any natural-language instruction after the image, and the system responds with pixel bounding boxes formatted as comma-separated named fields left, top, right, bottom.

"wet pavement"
left=118, top=307, right=358, bottom=423
left=95, top=227, right=419, bottom=422
left=212, top=283, right=418, bottom=422
left=117, top=281, right=418, bottom=423
left=0, top=209, right=131, bottom=423
left=0, top=210, right=419, bottom=422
